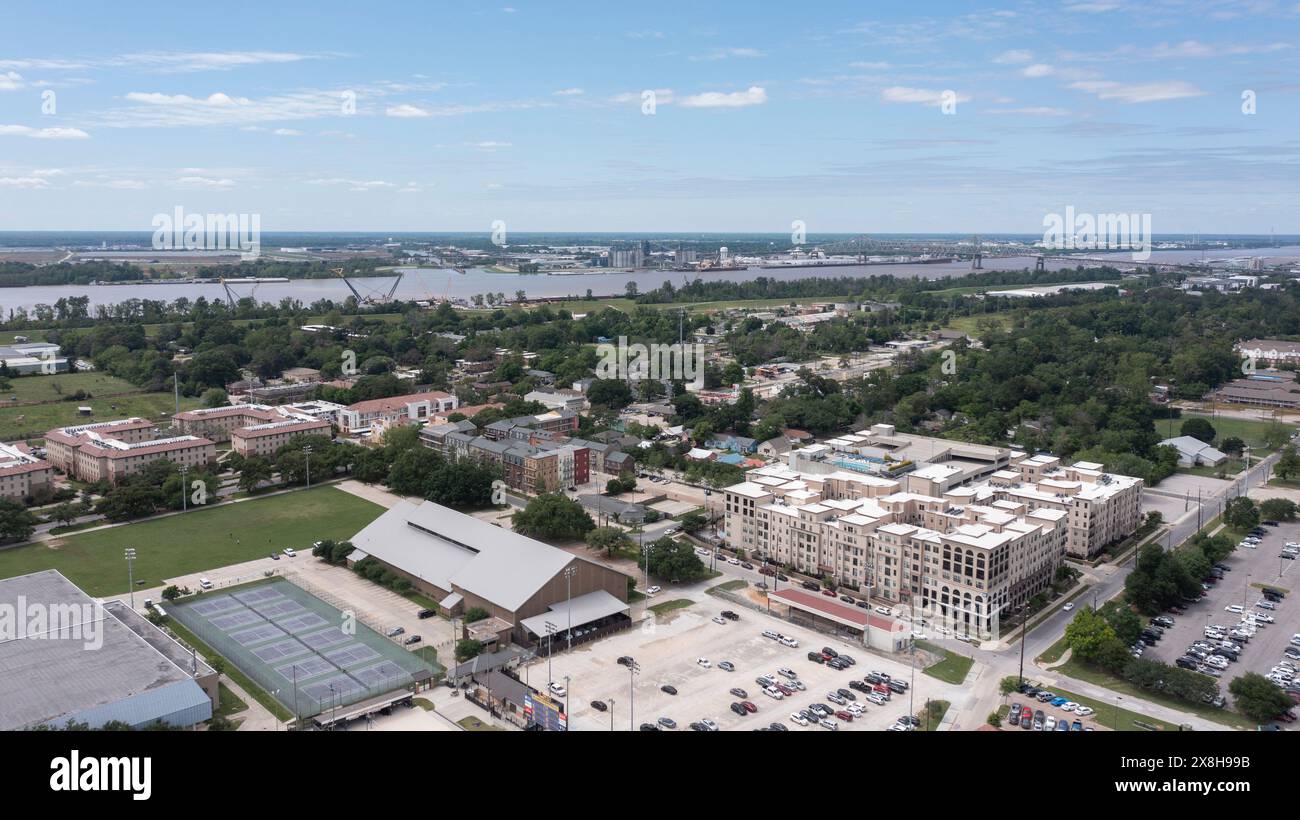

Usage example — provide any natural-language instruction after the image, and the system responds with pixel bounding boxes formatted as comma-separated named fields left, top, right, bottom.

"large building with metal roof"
left=0, top=570, right=216, bottom=730
left=347, top=501, right=631, bottom=646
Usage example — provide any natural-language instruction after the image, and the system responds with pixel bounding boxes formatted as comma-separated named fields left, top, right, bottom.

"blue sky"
left=0, top=0, right=1297, bottom=233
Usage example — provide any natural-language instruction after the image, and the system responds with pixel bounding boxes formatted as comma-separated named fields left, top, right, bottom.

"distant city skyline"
left=0, top=0, right=1297, bottom=233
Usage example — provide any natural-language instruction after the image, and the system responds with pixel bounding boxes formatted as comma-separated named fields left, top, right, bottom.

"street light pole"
left=545, top=621, right=556, bottom=685
left=303, top=445, right=313, bottom=488
left=629, top=658, right=640, bottom=730
left=180, top=465, right=188, bottom=512
left=564, top=565, right=577, bottom=652
left=124, top=548, right=136, bottom=609
left=609, top=697, right=615, bottom=731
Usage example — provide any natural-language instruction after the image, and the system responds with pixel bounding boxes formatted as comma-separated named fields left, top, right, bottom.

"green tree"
left=512, top=493, right=595, bottom=541
left=464, top=607, right=490, bottom=623
left=238, top=457, right=273, bottom=494
left=585, top=525, right=633, bottom=557
left=1180, top=416, right=1216, bottom=443
left=1063, top=607, right=1118, bottom=663
left=454, top=638, right=485, bottom=663
left=1229, top=673, right=1293, bottom=722
left=1223, top=496, right=1260, bottom=531
left=1260, top=497, right=1298, bottom=522
left=1275, top=446, right=1300, bottom=481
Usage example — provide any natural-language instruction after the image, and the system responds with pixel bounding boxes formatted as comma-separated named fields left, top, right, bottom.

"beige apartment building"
left=725, top=450, right=1140, bottom=633
left=230, top=417, right=333, bottom=457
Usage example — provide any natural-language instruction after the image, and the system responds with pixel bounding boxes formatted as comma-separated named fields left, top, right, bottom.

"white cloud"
left=848, top=61, right=892, bottom=70
left=469, top=140, right=512, bottom=149
left=0, top=124, right=90, bottom=139
left=125, top=91, right=249, bottom=106
left=175, top=176, right=236, bottom=189
left=881, top=87, right=971, bottom=106
left=0, top=71, right=23, bottom=91
left=985, top=106, right=1071, bottom=116
left=553, top=88, right=584, bottom=96
left=1021, top=63, right=1055, bottom=77
left=679, top=86, right=767, bottom=108
left=0, top=51, right=321, bottom=74
left=1068, top=79, right=1206, bottom=103
left=307, top=177, right=399, bottom=191
left=691, top=47, right=766, bottom=61
left=1065, top=2, right=1121, bottom=11
left=994, top=50, right=1034, bottom=64
left=73, top=178, right=148, bottom=189
left=386, top=104, right=432, bottom=118
left=0, top=176, right=51, bottom=188
left=272, top=128, right=302, bottom=136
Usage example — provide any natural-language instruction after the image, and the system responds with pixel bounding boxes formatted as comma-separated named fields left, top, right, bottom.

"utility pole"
left=180, top=465, right=189, bottom=513
left=303, top=445, right=313, bottom=488
left=628, top=658, right=640, bottom=730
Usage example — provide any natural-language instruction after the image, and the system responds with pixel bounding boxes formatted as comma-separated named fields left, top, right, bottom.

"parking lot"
left=523, top=602, right=960, bottom=732
left=1144, top=520, right=1300, bottom=702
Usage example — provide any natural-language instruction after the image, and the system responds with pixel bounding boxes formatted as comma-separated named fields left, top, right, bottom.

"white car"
left=763, top=686, right=784, bottom=700
left=847, top=703, right=865, bottom=715
left=779, top=636, right=799, bottom=648
left=819, top=718, right=839, bottom=731
left=712, top=616, right=727, bottom=624
left=1225, top=604, right=1244, bottom=614
left=935, top=626, right=952, bottom=636
left=954, top=633, right=972, bottom=643
left=646, top=585, right=661, bottom=596
left=282, top=547, right=296, bottom=557
left=1063, top=602, right=1074, bottom=612
left=1074, top=706, right=1094, bottom=717
left=911, top=630, right=928, bottom=640
left=695, top=549, right=712, bottom=558
left=1060, top=702, right=1078, bottom=713
left=1240, top=541, right=1258, bottom=549
left=697, top=658, right=711, bottom=668
left=874, top=606, right=892, bottom=616
left=789, top=712, right=809, bottom=726
left=727, top=557, right=741, bottom=565
left=549, top=682, right=566, bottom=697
left=777, top=667, right=798, bottom=679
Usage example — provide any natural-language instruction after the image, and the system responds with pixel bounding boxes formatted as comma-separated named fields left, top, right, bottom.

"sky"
left=0, top=0, right=1297, bottom=234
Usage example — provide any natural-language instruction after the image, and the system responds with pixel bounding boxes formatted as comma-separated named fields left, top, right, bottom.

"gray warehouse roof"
left=0, top=570, right=213, bottom=730
left=348, top=500, right=579, bottom=613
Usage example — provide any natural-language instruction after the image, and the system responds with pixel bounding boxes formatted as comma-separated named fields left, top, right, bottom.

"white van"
left=198, top=577, right=213, bottom=590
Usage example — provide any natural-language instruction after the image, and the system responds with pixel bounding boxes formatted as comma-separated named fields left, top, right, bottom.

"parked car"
left=590, top=700, right=608, bottom=712
left=403, top=635, right=422, bottom=646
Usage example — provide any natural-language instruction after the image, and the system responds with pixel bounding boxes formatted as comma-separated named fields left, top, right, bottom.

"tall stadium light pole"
left=124, top=548, right=136, bottom=608
left=292, top=665, right=300, bottom=731
left=180, top=465, right=189, bottom=513
left=608, top=697, right=615, bottom=731
left=303, top=445, right=313, bottom=488
left=564, top=565, right=578, bottom=652
left=545, top=621, right=556, bottom=684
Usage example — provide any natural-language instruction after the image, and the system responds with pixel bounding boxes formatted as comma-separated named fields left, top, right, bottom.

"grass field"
left=0, top=486, right=384, bottom=595
left=918, top=641, right=975, bottom=685
left=1167, top=413, right=1295, bottom=452
left=0, top=391, right=201, bottom=441
left=943, top=312, right=1013, bottom=335
left=649, top=598, right=694, bottom=616
left=0, top=371, right=142, bottom=403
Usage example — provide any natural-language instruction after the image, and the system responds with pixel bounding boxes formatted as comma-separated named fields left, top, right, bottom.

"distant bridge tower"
left=970, top=236, right=983, bottom=270
left=1035, top=256, right=1045, bottom=272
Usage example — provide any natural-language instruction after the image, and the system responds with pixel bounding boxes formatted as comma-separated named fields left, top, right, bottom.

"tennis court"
left=171, top=578, right=436, bottom=718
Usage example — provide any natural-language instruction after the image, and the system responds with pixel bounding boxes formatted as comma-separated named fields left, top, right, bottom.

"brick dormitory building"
left=172, top=404, right=334, bottom=457
left=44, top=418, right=216, bottom=484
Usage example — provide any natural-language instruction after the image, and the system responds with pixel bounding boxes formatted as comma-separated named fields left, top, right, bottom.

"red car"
left=821, top=589, right=837, bottom=597
left=835, top=710, right=854, bottom=722
left=1279, top=711, right=1297, bottom=722
left=741, top=701, right=757, bottom=713
left=775, top=683, right=794, bottom=696
left=759, top=566, right=776, bottom=576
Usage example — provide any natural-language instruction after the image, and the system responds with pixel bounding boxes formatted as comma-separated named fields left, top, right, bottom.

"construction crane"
left=331, top=266, right=403, bottom=305
left=219, top=277, right=259, bottom=307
